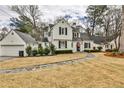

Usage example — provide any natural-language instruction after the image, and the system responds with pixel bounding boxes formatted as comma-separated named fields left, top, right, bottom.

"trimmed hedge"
left=105, top=49, right=118, bottom=52
left=55, top=50, right=73, bottom=54
left=84, top=50, right=100, bottom=52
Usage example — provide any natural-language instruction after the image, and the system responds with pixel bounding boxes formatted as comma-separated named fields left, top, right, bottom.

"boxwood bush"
left=32, top=49, right=38, bottom=56
left=84, top=50, right=100, bottom=52
left=55, top=50, right=72, bottom=54
left=44, top=47, right=50, bottom=55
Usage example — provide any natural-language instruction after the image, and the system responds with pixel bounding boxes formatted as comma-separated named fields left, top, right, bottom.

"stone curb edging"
left=0, top=53, right=95, bottom=74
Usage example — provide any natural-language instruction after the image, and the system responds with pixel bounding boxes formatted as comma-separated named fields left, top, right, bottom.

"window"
left=11, top=32, right=14, bottom=35
left=105, top=45, right=109, bottom=48
left=77, top=33, right=79, bottom=37
left=58, top=41, right=67, bottom=48
left=84, top=43, right=88, bottom=48
left=62, top=28, right=64, bottom=35
left=84, top=43, right=90, bottom=48
left=62, top=21, right=64, bottom=23
left=74, top=33, right=76, bottom=37
left=59, top=27, right=61, bottom=35
left=65, top=28, right=67, bottom=35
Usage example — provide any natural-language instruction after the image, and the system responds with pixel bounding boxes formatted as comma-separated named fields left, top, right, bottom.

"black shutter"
left=89, top=43, right=91, bottom=48
left=65, top=28, right=67, bottom=35
left=65, top=41, right=67, bottom=48
left=59, top=41, right=61, bottom=48
left=59, top=27, right=61, bottom=35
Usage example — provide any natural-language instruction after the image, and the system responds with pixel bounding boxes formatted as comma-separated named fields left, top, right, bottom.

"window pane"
left=62, top=28, right=64, bottom=34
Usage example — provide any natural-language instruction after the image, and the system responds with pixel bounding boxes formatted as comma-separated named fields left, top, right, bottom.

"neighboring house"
left=0, top=30, right=38, bottom=57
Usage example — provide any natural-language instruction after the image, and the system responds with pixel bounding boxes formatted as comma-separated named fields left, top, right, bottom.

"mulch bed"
left=104, top=52, right=124, bottom=58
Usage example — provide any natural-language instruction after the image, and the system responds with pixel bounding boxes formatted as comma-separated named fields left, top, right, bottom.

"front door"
left=76, top=42, right=80, bottom=51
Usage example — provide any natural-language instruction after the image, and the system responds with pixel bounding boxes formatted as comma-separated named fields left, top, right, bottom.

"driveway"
left=0, top=57, right=14, bottom=62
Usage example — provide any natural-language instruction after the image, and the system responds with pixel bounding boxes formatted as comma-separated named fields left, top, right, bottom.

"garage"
left=1, top=45, right=25, bottom=57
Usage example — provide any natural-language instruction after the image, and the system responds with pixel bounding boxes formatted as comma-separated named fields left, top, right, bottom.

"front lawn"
left=0, top=53, right=85, bottom=69
left=0, top=53, right=124, bottom=87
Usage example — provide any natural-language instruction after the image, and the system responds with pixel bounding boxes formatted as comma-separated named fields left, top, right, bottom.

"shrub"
left=38, top=45, right=44, bottom=56
left=49, top=43, right=56, bottom=55
left=105, top=49, right=118, bottom=52
left=55, top=50, right=72, bottom=54
left=105, top=49, right=112, bottom=52
left=112, top=49, right=118, bottom=52
left=97, top=46, right=102, bottom=51
left=44, top=47, right=50, bottom=55
left=112, top=52, right=117, bottom=56
left=32, top=49, right=38, bottom=56
left=26, top=45, right=32, bottom=56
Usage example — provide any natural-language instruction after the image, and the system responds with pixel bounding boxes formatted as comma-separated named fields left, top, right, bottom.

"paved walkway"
left=0, top=53, right=95, bottom=74
left=0, top=57, right=14, bottom=62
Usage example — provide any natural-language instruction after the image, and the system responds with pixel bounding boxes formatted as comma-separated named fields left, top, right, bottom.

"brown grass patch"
left=0, top=53, right=85, bottom=69
left=0, top=53, right=124, bottom=87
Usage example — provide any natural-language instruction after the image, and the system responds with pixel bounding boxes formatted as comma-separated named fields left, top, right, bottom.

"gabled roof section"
left=49, top=18, right=72, bottom=32
left=15, top=31, right=37, bottom=44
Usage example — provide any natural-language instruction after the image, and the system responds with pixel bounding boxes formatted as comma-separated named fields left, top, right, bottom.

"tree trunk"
left=119, top=6, right=124, bottom=52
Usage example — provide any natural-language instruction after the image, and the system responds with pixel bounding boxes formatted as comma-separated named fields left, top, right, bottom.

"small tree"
left=97, top=46, right=103, bottom=51
left=32, top=48, right=38, bottom=56
left=49, top=43, right=56, bottom=55
left=38, top=44, right=44, bottom=56
left=26, top=45, right=32, bottom=56
left=44, top=47, right=50, bottom=55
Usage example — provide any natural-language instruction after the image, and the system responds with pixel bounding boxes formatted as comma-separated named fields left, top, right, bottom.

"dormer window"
left=11, top=32, right=14, bottom=35
left=62, top=21, right=64, bottom=23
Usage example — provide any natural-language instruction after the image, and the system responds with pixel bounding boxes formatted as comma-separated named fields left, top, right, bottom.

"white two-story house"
left=44, top=18, right=119, bottom=52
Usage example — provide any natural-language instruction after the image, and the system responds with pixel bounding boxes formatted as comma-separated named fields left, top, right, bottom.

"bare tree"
left=0, top=27, right=9, bottom=40
left=10, top=5, right=42, bottom=40
left=82, top=16, right=92, bottom=36
left=120, top=5, right=124, bottom=52
left=111, top=7, right=122, bottom=50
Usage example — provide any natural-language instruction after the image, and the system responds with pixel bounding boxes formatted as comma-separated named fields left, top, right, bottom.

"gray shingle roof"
left=80, top=33, right=117, bottom=44
left=80, top=33, right=91, bottom=40
left=15, top=31, right=37, bottom=44
left=90, top=36, right=105, bottom=44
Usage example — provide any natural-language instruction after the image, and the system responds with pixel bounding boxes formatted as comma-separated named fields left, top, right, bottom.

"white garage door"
left=1, top=45, right=25, bottom=56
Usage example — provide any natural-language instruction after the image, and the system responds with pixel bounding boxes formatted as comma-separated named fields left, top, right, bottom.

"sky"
left=0, top=5, right=87, bottom=27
